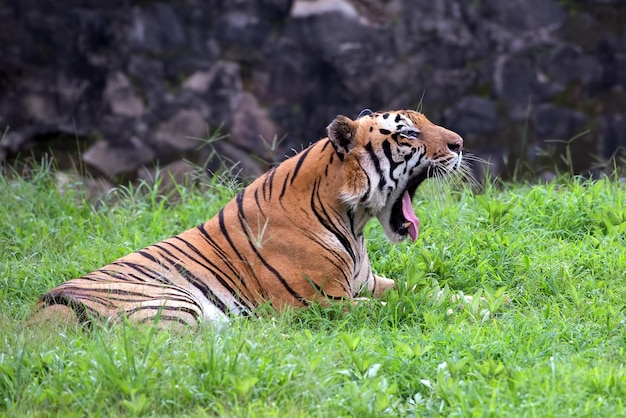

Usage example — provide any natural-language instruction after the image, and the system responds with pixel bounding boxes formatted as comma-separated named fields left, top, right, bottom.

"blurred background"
left=1, top=0, right=625, bottom=190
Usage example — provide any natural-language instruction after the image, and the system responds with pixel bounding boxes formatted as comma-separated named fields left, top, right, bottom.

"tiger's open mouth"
left=390, top=171, right=428, bottom=242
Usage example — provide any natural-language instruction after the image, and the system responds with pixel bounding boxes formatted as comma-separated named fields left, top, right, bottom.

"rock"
left=55, top=171, right=114, bottom=204
left=209, top=141, right=266, bottom=179
left=183, top=71, right=214, bottom=93
left=494, top=52, right=555, bottom=104
left=229, top=92, right=279, bottom=159
left=531, top=103, right=593, bottom=172
left=476, top=0, right=567, bottom=32
left=83, top=138, right=155, bottom=178
left=215, top=12, right=269, bottom=61
left=444, top=97, right=501, bottom=139
left=137, top=159, right=197, bottom=194
left=129, top=3, right=187, bottom=53
left=532, top=104, right=588, bottom=141
left=104, top=72, right=145, bottom=117
left=154, top=109, right=209, bottom=153
left=0, top=131, right=26, bottom=155
left=291, top=0, right=364, bottom=23
left=541, top=45, right=603, bottom=93
left=22, top=94, right=60, bottom=124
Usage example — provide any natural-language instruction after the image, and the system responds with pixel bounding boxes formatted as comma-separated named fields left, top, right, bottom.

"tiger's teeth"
left=403, top=221, right=412, bottom=230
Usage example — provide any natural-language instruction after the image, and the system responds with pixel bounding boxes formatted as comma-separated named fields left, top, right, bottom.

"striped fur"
left=32, top=109, right=464, bottom=328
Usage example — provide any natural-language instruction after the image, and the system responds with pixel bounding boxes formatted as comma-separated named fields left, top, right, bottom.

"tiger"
left=31, top=108, right=464, bottom=328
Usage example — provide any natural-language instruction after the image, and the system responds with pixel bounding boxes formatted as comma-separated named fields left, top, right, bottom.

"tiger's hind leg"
left=28, top=298, right=203, bottom=332
left=27, top=292, right=101, bottom=329
left=27, top=301, right=84, bottom=329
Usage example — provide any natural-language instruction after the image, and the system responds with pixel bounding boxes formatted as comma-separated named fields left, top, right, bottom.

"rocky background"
left=1, top=0, right=625, bottom=188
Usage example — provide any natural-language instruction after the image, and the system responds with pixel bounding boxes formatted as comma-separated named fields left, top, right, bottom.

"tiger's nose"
left=447, top=138, right=463, bottom=154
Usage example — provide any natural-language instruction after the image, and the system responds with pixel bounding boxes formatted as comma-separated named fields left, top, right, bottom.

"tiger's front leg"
left=351, top=275, right=395, bottom=307
left=371, top=274, right=396, bottom=298
left=355, top=273, right=396, bottom=299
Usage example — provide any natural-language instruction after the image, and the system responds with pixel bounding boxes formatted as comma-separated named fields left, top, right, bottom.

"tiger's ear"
left=327, top=115, right=358, bottom=155
left=357, top=108, right=373, bottom=119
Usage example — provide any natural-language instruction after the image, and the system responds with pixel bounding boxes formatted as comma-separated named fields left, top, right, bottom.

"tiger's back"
left=33, top=109, right=464, bottom=328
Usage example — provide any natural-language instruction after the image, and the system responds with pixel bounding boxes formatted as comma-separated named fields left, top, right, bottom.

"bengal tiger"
left=31, top=108, right=464, bottom=328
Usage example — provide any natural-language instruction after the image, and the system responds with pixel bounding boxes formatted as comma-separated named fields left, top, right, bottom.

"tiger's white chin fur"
left=379, top=214, right=410, bottom=243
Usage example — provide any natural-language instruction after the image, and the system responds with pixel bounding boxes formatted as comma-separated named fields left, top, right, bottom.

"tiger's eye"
left=399, top=128, right=420, bottom=139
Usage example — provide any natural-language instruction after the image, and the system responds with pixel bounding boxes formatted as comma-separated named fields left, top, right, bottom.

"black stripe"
left=138, top=250, right=159, bottom=264
left=347, top=207, right=357, bottom=236
left=290, top=144, right=315, bottom=185
left=40, top=292, right=98, bottom=325
left=356, top=159, right=372, bottom=204
left=310, top=178, right=356, bottom=263
left=236, top=190, right=307, bottom=304
left=125, top=305, right=200, bottom=316
left=364, top=142, right=386, bottom=191
left=87, top=294, right=191, bottom=305
left=91, top=287, right=163, bottom=297
left=110, top=261, right=171, bottom=284
left=263, top=166, right=277, bottom=201
left=218, top=207, right=247, bottom=262
left=382, top=139, right=401, bottom=185
left=152, top=244, right=231, bottom=314
left=138, top=315, right=192, bottom=326
left=195, top=224, right=257, bottom=302
left=75, top=274, right=101, bottom=281
left=218, top=206, right=269, bottom=302
left=302, top=226, right=352, bottom=270
left=86, top=293, right=119, bottom=308
left=195, top=224, right=246, bottom=279
left=302, top=231, right=352, bottom=294
left=254, top=188, right=264, bottom=213
left=95, top=269, right=132, bottom=281
left=372, top=274, right=377, bottom=295
left=124, top=305, right=201, bottom=324
left=279, top=171, right=291, bottom=200
left=321, top=294, right=350, bottom=301
left=164, top=238, right=254, bottom=313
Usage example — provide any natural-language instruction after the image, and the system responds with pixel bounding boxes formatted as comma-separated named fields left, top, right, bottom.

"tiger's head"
left=327, top=108, right=463, bottom=243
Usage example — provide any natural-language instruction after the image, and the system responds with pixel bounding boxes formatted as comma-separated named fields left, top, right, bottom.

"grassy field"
left=1, top=163, right=625, bottom=417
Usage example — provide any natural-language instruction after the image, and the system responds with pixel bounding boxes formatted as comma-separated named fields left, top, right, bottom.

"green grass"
left=1, top=164, right=626, bottom=417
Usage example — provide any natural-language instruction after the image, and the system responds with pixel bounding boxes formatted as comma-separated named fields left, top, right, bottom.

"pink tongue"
left=401, top=191, right=419, bottom=242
